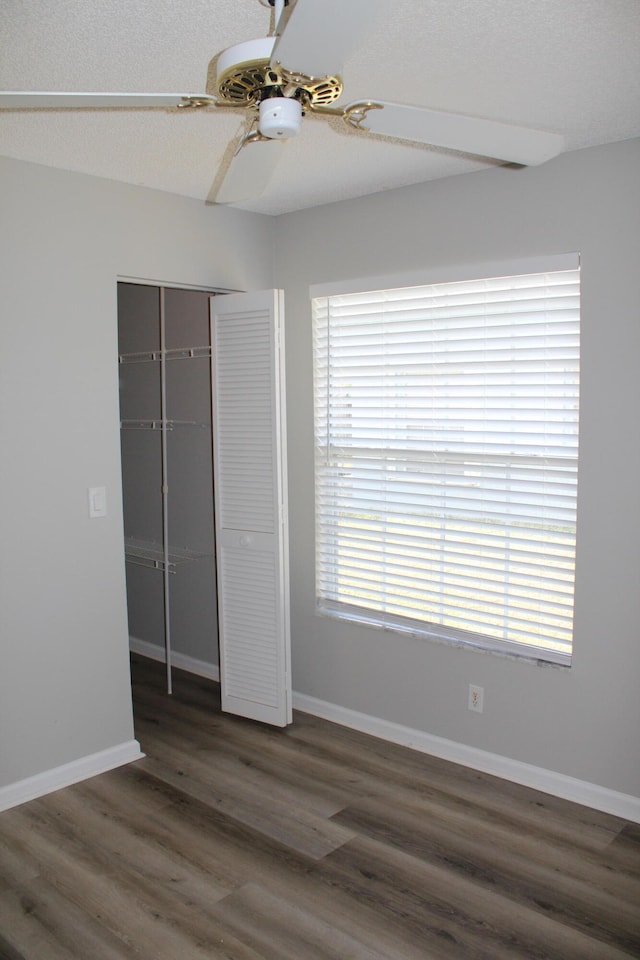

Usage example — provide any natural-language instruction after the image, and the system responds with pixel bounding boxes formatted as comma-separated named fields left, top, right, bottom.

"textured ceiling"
left=1, top=0, right=639, bottom=215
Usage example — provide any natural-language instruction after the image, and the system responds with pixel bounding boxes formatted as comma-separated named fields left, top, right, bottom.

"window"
left=312, top=258, right=580, bottom=664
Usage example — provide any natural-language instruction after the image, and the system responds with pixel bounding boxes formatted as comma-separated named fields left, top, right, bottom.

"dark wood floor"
left=1, top=655, right=639, bottom=960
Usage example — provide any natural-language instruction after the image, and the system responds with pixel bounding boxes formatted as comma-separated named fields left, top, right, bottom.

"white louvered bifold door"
left=211, top=290, right=291, bottom=726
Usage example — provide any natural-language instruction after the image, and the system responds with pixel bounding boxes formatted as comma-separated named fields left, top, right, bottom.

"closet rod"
left=120, top=419, right=208, bottom=430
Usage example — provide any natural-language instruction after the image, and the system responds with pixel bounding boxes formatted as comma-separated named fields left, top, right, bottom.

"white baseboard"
left=129, top=636, right=220, bottom=682
left=293, top=692, right=640, bottom=824
left=0, top=740, right=144, bottom=813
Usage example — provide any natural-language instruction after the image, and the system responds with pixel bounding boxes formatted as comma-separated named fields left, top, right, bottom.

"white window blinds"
left=312, top=264, right=580, bottom=664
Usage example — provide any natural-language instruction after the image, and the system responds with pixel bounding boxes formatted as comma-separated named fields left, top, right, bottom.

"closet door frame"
left=119, top=279, right=292, bottom=725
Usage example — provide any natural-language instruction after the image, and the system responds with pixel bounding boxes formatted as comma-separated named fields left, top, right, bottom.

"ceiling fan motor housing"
left=215, top=37, right=343, bottom=109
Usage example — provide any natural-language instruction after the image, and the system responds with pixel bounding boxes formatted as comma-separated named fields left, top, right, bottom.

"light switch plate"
left=88, top=486, right=107, bottom=518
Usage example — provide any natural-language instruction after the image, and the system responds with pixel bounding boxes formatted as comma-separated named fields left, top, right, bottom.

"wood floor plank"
left=332, top=795, right=640, bottom=954
left=0, top=841, right=40, bottom=888
left=0, top=931, right=28, bottom=960
left=39, top=786, right=234, bottom=909
left=134, top=685, right=361, bottom=812
left=132, top=668, right=638, bottom=890
left=1, top=804, right=259, bottom=960
left=210, top=882, right=406, bottom=960
left=607, top=822, right=640, bottom=876
left=0, top=880, right=81, bottom=960
left=136, top=749, right=356, bottom=861
left=314, top=834, right=637, bottom=960
left=284, top=713, right=627, bottom=854
left=133, top=702, right=352, bottom=821
left=0, top=876, right=134, bottom=960
left=78, top=767, right=438, bottom=960
left=139, top=690, right=630, bottom=893
left=333, top=785, right=640, bottom=905
left=82, top=762, right=322, bottom=882
left=72, top=767, right=295, bottom=891
left=121, top=769, right=465, bottom=960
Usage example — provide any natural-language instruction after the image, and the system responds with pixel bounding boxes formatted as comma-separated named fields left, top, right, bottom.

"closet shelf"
left=119, top=350, right=159, bottom=364
left=120, top=419, right=209, bottom=430
left=124, top=537, right=213, bottom=574
left=119, top=346, right=212, bottom=364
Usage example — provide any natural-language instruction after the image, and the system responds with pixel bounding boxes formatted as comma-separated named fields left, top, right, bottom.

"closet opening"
left=118, top=281, right=225, bottom=694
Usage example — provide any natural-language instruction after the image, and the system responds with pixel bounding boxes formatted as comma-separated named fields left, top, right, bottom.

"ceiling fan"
left=0, top=0, right=564, bottom=205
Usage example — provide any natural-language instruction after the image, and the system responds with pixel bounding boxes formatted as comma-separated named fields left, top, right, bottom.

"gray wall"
left=1, top=140, right=638, bottom=803
left=0, top=156, right=273, bottom=788
left=273, top=138, right=640, bottom=798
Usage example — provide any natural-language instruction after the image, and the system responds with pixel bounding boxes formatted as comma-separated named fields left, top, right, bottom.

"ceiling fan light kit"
left=259, top=97, right=302, bottom=138
left=0, top=0, right=565, bottom=206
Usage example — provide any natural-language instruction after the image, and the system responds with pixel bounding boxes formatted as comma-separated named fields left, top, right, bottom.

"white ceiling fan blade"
left=213, top=137, right=285, bottom=204
left=345, top=101, right=565, bottom=166
left=0, top=92, right=214, bottom=109
left=271, top=0, right=385, bottom=78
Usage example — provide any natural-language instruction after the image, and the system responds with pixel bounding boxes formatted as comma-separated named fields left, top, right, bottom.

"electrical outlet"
left=468, top=684, right=484, bottom=713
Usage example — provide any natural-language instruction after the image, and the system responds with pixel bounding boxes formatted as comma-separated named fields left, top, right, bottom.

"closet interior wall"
left=118, top=283, right=218, bottom=691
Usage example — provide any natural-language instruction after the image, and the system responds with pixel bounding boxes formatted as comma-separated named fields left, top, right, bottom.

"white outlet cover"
left=468, top=684, right=484, bottom=713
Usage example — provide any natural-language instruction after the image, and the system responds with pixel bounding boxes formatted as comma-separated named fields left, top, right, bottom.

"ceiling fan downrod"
left=266, top=0, right=290, bottom=35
